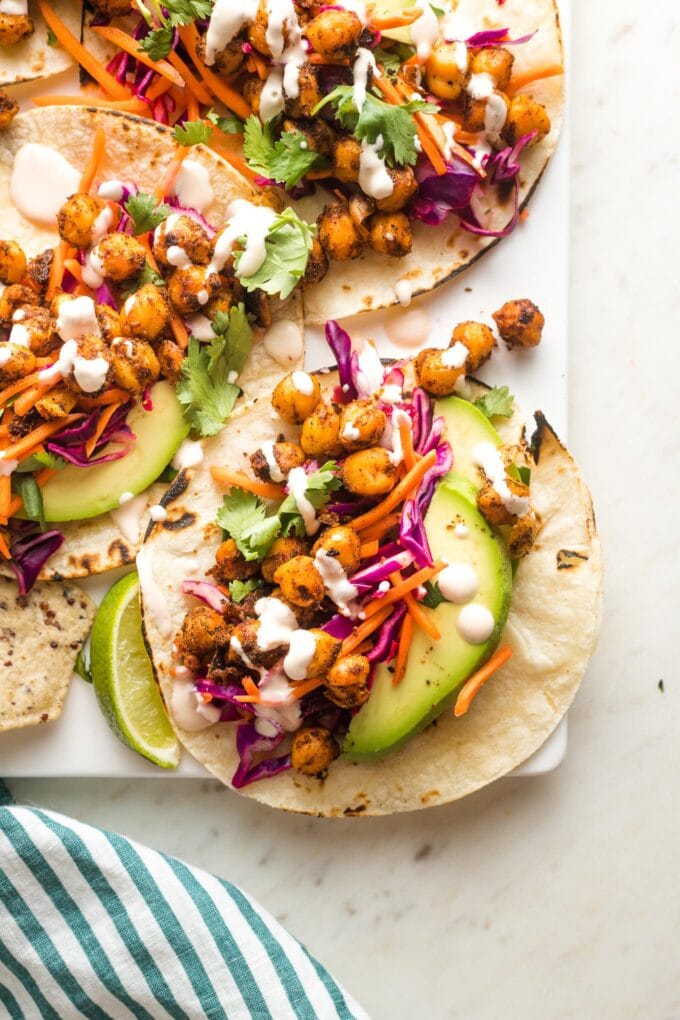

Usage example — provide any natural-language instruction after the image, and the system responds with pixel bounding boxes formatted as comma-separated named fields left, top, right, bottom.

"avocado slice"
left=343, top=483, right=512, bottom=761
left=41, top=381, right=189, bottom=522
left=435, top=395, right=502, bottom=492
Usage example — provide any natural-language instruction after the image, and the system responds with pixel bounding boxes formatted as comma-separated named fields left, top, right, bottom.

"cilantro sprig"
left=137, top=0, right=212, bottom=60
left=173, top=120, right=212, bottom=147
left=124, top=193, right=171, bottom=235
left=235, top=207, right=314, bottom=299
left=243, top=117, right=329, bottom=189
left=473, top=386, right=515, bottom=421
left=206, top=109, right=244, bottom=135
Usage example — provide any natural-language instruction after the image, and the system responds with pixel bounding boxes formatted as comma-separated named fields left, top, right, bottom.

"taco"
left=72, top=0, right=564, bottom=323
left=139, top=312, right=601, bottom=815
left=0, top=106, right=306, bottom=588
left=0, top=1, right=80, bottom=88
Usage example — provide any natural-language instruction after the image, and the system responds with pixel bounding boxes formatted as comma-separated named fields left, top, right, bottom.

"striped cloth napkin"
left=0, top=782, right=368, bottom=1020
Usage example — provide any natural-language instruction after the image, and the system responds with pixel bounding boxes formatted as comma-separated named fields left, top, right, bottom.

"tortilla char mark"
left=556, top=549, right=589, bottom=570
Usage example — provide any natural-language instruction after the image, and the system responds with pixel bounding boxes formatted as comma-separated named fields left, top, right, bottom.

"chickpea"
left=196, top=32, right=245, bottom=75
left=249, top=187, right=286, bottom=213
left=290, top=726, right=339, bottom=776
left=95, top=304, right=123, bottom=345
left=463, top=91, right=508, bottom=134
left=110, top=337, right=160, bottom=395
left=63, top=335, right=111, bottom=396
left=0, top=13, right=33, bottom=46
left=34, top=385, right=77, bottom=421
left=167, top=265, right=220, bottom=316
left=57, top=194, right=108, bottom=249
left=477, top=478, right=530, bottom=526
left=261, top=536, right=309, bottom=583
left=177, top=606, right=229, bottom=669
left=502, top=94, right=551, bottom=146
left=292, top=628, right=341, bottom=680
left=272, top=371, right=320, bottom=424
left=303, top=236, right=329, bottom=288
left=312, top=526, right=361, bottom=575
left=90, top=0, right=132, bottom=14
left=285, top=64, right=322, bottom=118
left=324, top=654, right=371, bottom=708
left=341, top=448, right=397, bottom=497
left=508, top=511, right=538, bottom=559
left=492, top=299, right=545, bottom=349
left=120, top=284, right=169, bottom=341
left=12, top=305, right=57, bottom=357
left=92, top=233, right=146, bottom=282
left=206, top=279, right=244, bottom=319
left=0, top=89, right=18, bottom=129
left=300, top=402, right=343, bottom=458
left=339, top=400, right=387, bottom=451
left=268, top=586, right=319, bottom=629
left=375, top=167, right=418, bottom=213
left=333, top=137, right=361, bottom=184
left=283, top=117, right=336, bottom=158
left=414, top=347, right=464, bottom=396
left=425, top=41, right=470, bottom=100
left=305, top=9, right=363, bottom=61
left=0, top=285, right=36, bottom=325
left=156, top=339, right=185, bottom=385
left=243, top=77, right=264, bottom=117
left=153, top=214, right=211, bottom=269
left=273, top=556, right=325, bottom=608
left=451, top=321, right=495, bottom=372
left=470, top=46, right=515, bottom=91
left=0, top=343, right=35, bottom=386
left=368, top=213, right=412, bottom=257
left=26, top=247, right=54, bottom=294
left=247, top=0, right=291, bottom=57
left=348, top=194, right=375, bottom=238
left=318, top=203, right=366, bottom=261
left=250, top=441, right=306, bottom=482
left=211, top=538, right=259, bottom=584
left=230, top=620, right=282, bottom=669
left=0, top=240, right=26, bottom=285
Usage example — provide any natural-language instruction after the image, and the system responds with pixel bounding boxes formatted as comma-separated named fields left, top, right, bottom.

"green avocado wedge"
left=343, top=482, right=512, bottom=761
left=435, top=395, right=502, bottom=492
left=40, top=382, right=189, bottom=522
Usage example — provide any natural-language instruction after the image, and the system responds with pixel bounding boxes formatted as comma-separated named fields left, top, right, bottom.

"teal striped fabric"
left=0, top=782, right=368, bottom=1020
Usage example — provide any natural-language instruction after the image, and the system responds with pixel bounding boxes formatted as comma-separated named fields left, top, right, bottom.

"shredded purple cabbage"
left=231, top=723, right=290, bottom=788
left=464, top=29, right=536, bottom=46
left=46, top=402, right=135, bottom=467
left=411, top=156, right=481, bottom=227
left=352, top=552, right=412, bottom=592
left=96, top=283, right=118, bottom=309
left=400, top=440, right=453, bottom=568
left=182, top=580, right=228, bottom=613
left=9, top=530, right=64, bottom=595
left=322, top=614, right=355, bottom=640
left=193, top=680, right=254, bottom=721
left=367, top=604, right=407, bottom=664
left=325, top=320, right=358, bottom=401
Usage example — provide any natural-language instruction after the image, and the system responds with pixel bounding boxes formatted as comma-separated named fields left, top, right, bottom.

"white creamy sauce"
left=339, top=0, right=367, bottom=25
left=386, top=408, right=411, bottom=465
left=204, top=0, right=258, bottom=64
left=187, top=313, right=215, bottom=341
left=262, top=319, right=303, bottom=366
left=359, top=137, right=394, bottom=201
left=453, top=40, right=468, bottom=72
left=454, top=522, right=469, bottom=538
left=457, top=603, right=495, bottom=644
left=149, top=503, right=168, bottom=522
left=82, top=246, right=106, bottom=290
left=467, top=72, right=494, bottom=101
left=287, top=466, right=320, bottom=535
left=255, top=669, right=302, bottom=733
left=136, top=545, right=173, bottom=637
left=98, top=180, right=125, bottom=202
left=166, top=244, right=191, bottom=268
left=0, top=346, right=12, bottom=365
left=441, top=12, right=475, bottom=42
left=10, top=144, right=80, bottom=226
left=73, top=354, right=109, bottom=393
left=441, top=119, right=457, bottom=160
left=171, top=679, right=221, bottom=731
left=230, top=635, right=261, bottom=675
left=197, top=288, right=209, bottom=305
left=113, top=338, right=134, bottom=357
left=91, top=206, right=114, bottom=244
left=291, top=370, right=314, bottom=395
left=314, top=548, right=360, bottom=618
left=393, top=279, right=413, bottom=307
left=484, top=93, right=508, bottom=134
left=438, top=563, right=478, bottom=604
left=384, top=307, right=431, bottom=348
left=227, top=369, right=239, bottom=384
left=341, top=421, right=361, bottom=443
left=380, top=382, right=403, bottom=404
left=411, top=3, right=440, bottom=61
left=255, top=597, right=298, bottom=651
left=283, top=629, right=317, bottom=681
left=0, top=457, right=18, bottom=475
left=0, top=0, right=28, bottom=14
left=171, top=160, right=214, bottom=214
left=109, top=493, right=148, bottom=543
left=355, top=341, right=385, bottom=397
left=441, top=341, right=468, bottom=369
left=260, top=440, right=285, bottom=482
left=260, top=66, right=285, bottom=121
left=8, top=323, right=30, bottom=347
left=352, top=48, right=379, bottom=112
left=172, top=438, right=204, bottom=471
left=210, top=199, right=276, bottom=280
left=472, top=441, right=530, bottom=516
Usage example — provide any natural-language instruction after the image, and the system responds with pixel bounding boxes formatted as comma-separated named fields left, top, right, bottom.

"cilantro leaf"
left=517, top=465, right=531, bottom=486
left=74, top=646, right=92, bottom=684
left=472, top=386, right=515, bottom=421
left=140, top=25, right=174, bottom=60
left=235, top=207, right=314, bottom=299
left=243, top=117, right=328, bottom=188
left=206, top=108, right=244, bottom=135
left=216, top=490, right=281, bottom=561
left=229, top=578, right=263, bottom=603
left=173, top=120, right=212, bottom=147
left=313, top=88, right=438, bottom=166
left=13, top=475, right=45, bottom=531
left=46, top=27, right=58, bottom=46
left=33, top=449, right=66, bottom=471
left=278, top=461, right=341, bottom=537
left=124, top=193, right=172, bottom=236
left=420, top=581, right=448, bottom=609
left=164, top=0, right=212, bottom=26
left=176, top=305, right=253, bottom=436
left=120, top=261, right=165, bottom=298
left=373, top=43, right=416, bottom=74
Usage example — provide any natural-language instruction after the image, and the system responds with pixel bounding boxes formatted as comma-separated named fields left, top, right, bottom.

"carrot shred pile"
left=210, top=467, right=283, bottom=503
left=454, top=646, right=513, bottom=716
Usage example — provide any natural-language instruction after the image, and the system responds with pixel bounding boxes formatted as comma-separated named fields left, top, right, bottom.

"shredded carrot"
left=36, top=0, right=131, bottom=100
left=77, top=388, right=130, bottom=409
left=187, top=92, right=200, bottom=123
left=79, top=125, right=107, bottom=194
left=520, top=207, right=530, bottom=223
left=34, top=467, right=56, bottom=488
left=364, top=560, right=445, bottom=619
left=84, top=401, right=122, bottom=458
left=370, top=9, right=423, bottom=29
left=247, top=50, right=269, bottom=80
left=0, top=371, right=51, bottom=407
left=0, top=531, right=10, bottom=558
left=0, top=476, right=10, bottom=519
left=242, top=675, right=260, bottom=699
left=46, top=242, right=71, bottom=303
left=341, top=603, right=394, bottom=656
left=210, top=467, right=283, bottom=502
left=146, top=75, right=174, bottom=103
left=13, top=377, right=62, bottom=417
left=32, top=94, right=149, bottom=114
left=454, top=645, right=513, bottom=717
left=91, top=25, right=185, bottom=89
left=357, top=513, right=401, bottom=544
left=373, top=76, right=447, bottom=176
left=178, top=25, right=252, bottom=120
left=306, top=53, right=350, bottom=67
left=0, top=415, right=82, bottom=464
left=291, top=677, right=324, bottom=701
left=398, top=415, right=417, bottom=471
left=167, top=51, right=212, bottom=106
left=359, top=539, right=379, bottom=559
left=154, top=146, right=189, bottom=202
left=507, top=64, right=564, bottom=95
left=138, top=238, right=189, bottom=348
left=389, top=570, right=442, bottom=641
left=392, top=613, right=413, bottom=685
left=351, top=450, right=437, bottom=532
left=63, top=258, right=83, bottom=284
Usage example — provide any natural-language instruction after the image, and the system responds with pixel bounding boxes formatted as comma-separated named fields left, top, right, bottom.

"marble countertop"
left=9, top=1, right=680, bottom=1017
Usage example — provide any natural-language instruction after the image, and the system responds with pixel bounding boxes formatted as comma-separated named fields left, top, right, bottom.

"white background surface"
left=5, top=1, right=680, bottom=1017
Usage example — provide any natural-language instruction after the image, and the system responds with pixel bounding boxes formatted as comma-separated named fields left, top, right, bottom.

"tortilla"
left=0, top=574, right=94, bottom=732
left=0, top=1, right=80, bottom=88
left=0, top=106, right=304, bottom=580
left=302, top=0, right=565, bottom=324
left=139, top=374, right=602, bottom=815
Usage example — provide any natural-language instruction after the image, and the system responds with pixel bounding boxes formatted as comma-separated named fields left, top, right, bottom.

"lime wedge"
left=90, top=571, right=180, bottom=769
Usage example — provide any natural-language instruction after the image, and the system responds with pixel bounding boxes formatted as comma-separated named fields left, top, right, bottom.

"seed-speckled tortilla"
left=302, top=0, right=565, bottom=324
left=140, top=372, right=602, bottom=816
left=0, top=575, right=94, bottom=732
left=0, top=107, right=304, bottom=580
left=0, top=1, right=80, bottom=88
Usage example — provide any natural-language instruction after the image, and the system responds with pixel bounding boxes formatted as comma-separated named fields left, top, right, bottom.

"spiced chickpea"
left=0, top=240, right=26, bottom=285
left=508, top=511, right=538, bottom=559
left=243, top=77, right=263, bottom=116
left=90, top=0, right=132, bottom=14
left=57, top=194, right=108, bottom=250
left=285, top=65, right=322, bottom=117
left=302, top=629, right=341, bottom=679
left=0, top=343, right=35, bottom=386
left=339, top=400, right=387, bottom=451
left=333, top=137, right=362, bottom=184
left=502, top=94, right=551, bottom=146
left=92, top=233, right=146, bottom=282
left=470, top=47, right=515, bottom=91
left=62, top=335, right=112, bottom=396
left=120, top=284, right=169, bottom=341
left=273, top=556, right=325, bottom=608
left=110, top=338, right=160, bottom=395
left=271, top=371, right=320, bottom=424
left=324, top=654, right=371, bottom=708
left=178, top=606, right=229, bottom=664
left=312, top=526, right=361, bottom=575
left=282, top=117, right=336, bottom=157
left=156, top=339, right=185, bottom=384
left=0, top=12, right=33, bottom=46
left=167, top=265, right=220, bottom=316
left=212, top=538, right=260, bottom=584
left=492, top=299, right=545, bottom=349
left=250, top=441, right=306, bottom=482
left=303, top=237, right=329, bottom=288
left=290, top=726, right=339, bottom=775
left=305, top=9, right=363, bottom=61
left=153, top=214, right=211, bottom=268
left=477, top=478, right=530, bottom=527
left=0, top=285, right=36, bottom=325
left=451, top=321, right=495, bottom=372
left=230, top=620, right=282, bottom=669
left=13, top=305, right=56, bottom=357
left=300, top=403, right=343, bottom=458
left=0, top=90, right=18, bottom=129
left=196, top=33, right=245, bottom=75
left=261, top=537, right=309, bottom=583
left=318, top=203, right=366, bottom=261
left=425, top=40, right=470, bottom=100
left=375, top=167, right=418, bottom=213
left=368, top=213, right=412, bottom=257
left=34, top=386, right=77, bottom=421
left=95, top=304, right=123, bottom=345
left=341, top=448, right=397, bottom=497
left=414, top=347, right=464, bottom=396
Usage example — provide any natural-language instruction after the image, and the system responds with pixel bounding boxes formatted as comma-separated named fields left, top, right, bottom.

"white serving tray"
left=0, top=3, right=570, bottom=778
